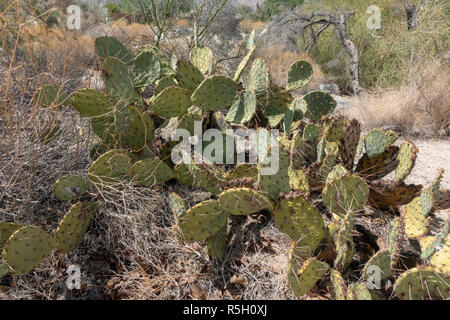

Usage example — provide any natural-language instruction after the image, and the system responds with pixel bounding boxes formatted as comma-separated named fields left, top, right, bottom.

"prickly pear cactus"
left=286, top=60, right=313, bottom=91
left=218, top=188, right=272, bottom=215
left=53, top=174, right=90, bottom=201
left=225, top=91, right=257, bottom=124
left=191, top=75, right=237, bottom=111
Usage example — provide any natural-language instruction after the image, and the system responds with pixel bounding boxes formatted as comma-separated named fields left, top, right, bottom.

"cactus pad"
left=364, top=129, right=390, bottom=159
left=274, top=196, right=326, bottom=256
left=35, top=85, right=70, bottom=108
left=95, top=36, right=132, bottom=63
left=130, top=157, right=174, bottom=187
left=355, top=146, right=399, bottom=181
left=132, top=51, right=161, bottom=88
left=191, top=75, right=237, bottom=111
left=234, top=45, right=256, bottom=82
left=429, top=234, right=449, bottom=273
left=362, top=249, right=392, bottom=281
left=286, top=60, right=313, bottom=91
left=88, top=149, right=132, bottom=185
left=395, top=141, right=418, bottom=183
left=102, top=57, right=139, bottom=103
left=225, top=91, right=257, bottom=124
left=176, top=61, right=204, bottom=95
left=0, top=222, right=22, bottom=249
left=368, top=180, right=422, bottom=209
left=189, top=46, right=213, bottom=74
left=258, top=147, right=291, bottom=200
left=403, top=197, right=428, bottom=239
left=246, top=58, right=269, bottom=95
left=218, top=188, right=273, bottom=215
left=301, top=91, right=337, bottom=121
left=393, top=266, right=449, bottom=300
left=330, top=270, right=346, bottom=300
left=155, top=76, right=178, bottom=96
left=288, top=169, right=310, bottom=193
left=338, top=118, right=361, bottom=170
left=227, top=163, right=258, bottom=180
left=72, top=89, right=114, bottom=117
left=55, top=202, right=97, bottom=253
left=150, top=86, right=190, bottom=117
left=2, top=226, right=56, bottom=275
left=53, top=174, right=90, bottom=201
left=303, top=123, right=320, bottom=142
left=207, top=225, right=227, bottom=261
left=179, top=200, right=229, bottom=242
left=322, top=175, right=369, bottom=217
left=326, top=165, right=348, bottom=185
left=347, top=283, right=372, bottom=300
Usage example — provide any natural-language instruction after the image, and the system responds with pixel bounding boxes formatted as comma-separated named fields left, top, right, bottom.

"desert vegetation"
left=0, top=0, right=448, bottom=300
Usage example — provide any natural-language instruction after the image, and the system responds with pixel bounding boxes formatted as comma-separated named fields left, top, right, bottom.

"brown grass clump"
left=239, top=19, right=265, bottom=33
left=255, top=45, right=325, bottom=94
left=344, top=59, right=450, bottom=137
left=175, top=18, right=191, bottom=29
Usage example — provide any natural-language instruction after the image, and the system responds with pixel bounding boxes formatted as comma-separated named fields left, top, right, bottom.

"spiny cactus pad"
left=189, top=46, right=213, bottom=74
left=102, top=57, right=139, bottom=103
left=117, top=106, right=155, bottom=150
left=258, top=147, right=290, bottom=200
left=347, top=283, right=372, bottom=300
left=301, top=91, right=337, bottom=121
left=286, top=60, right=313, bottom=91
left=176, top=61, right=204, bottom=95
left=207, top=225, right=227, bottom=261
left=53, top=174, right=90, bottom=201
left=34, top=85, right=70, bottom=108
left=2, top=226, right=56, bottom=275
left=338, top=119, right=361, bottom=170
left=95, top=36, right=132, bottom=63
left=191, top=75, right=237, bottom=111
left=274, top=197, right=326, bottom=255
left=330, top=270, right=346, bottom=300
left=130, top=157, right=174, bottom=187
left=234, top=45, right=256, bottom=82
left=227, top=163, right=258, bottom=180
left=225, top=91, right=257, bottom=124
left=287, top=253, right=330, bottom=298
left=0, top=222, right=22, bottom=249
left=303, top=123, right=320, bottom=142
left=179, top=200, right=229, bottom=242
left=364, top=129, right=391, bottom=159
left=326, top=165, right=348, bottom=185
left=155, top=76, right=178, bottom=96
left=368, top=180, right=422, bottom=209
left=393, top=266, right=449, bottom=300
left=322, top=175, right=369, bottom=217
left=247, top=58, right=269, bottom=95
left=403, top=197, right=428, bottom=239
left=150, top=86, right=190, bottom=118
left=395, top=141, right=418, bottom=183
left=333, top=212, right=355, bottom=271
left=55, top=202, right=97, bottom=253
left=362, top=249, right=392, bottom=281
left=72, top=89, right=114, bottom=117
left=288, top=169, right=310, bottom=192
left=429, top=234, right=449, bottom=273
left=355, top=146, right=399, bottom=181
left=88, top=149, right=132, bottom=185
left=132, top=51, right=161, bottom=88
left=218, top=188, right=272, bottom=215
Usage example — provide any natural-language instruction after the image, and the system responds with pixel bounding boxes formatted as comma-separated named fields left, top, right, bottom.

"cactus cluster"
left=24, top=34, right=449, bottom=299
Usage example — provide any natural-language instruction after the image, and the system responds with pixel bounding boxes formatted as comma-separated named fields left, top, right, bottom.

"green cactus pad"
left=176, top=61, right=204, bottom=95
left=227, top=163, right=258, bottom=180
left=322, top=175, right=369, bottom=217
left=326, top=165, right=349, bottom=185
left=225, top=91, right=257, bottom=124
left=2, top=226, right=56, bottom=275
left=149, top=86, right=190, bottom=118
left=130, top=157, right=174, bottom=187
left=95, top=36, right=132, bottom=63
left=419, top=220, right=448, bottom=260
left=387, top=217, right=402, bottom=267
left=72, top=89, right=114, bottom=117
left=265, top=104, right=287, bottom=128
left=301, top=91, right=337, bottom=121
left=179, top=200, right=229, bottom=242
left=419, top=189, right=434, bottom=217
left=403, top=197, right=428, bottom=239
left=303, top=123, right=320, bottom=142
left=287, top=252, right=330, bottom=298
left=55, top=202, right=97, bottom=253
left=288, top=169, right=310, bottom=193
left=347, top=283, right=372, bottom=300
left=132, top=51, right=161, bottom=88
left=155, top=76, right=178, bottom=96
left=258, top=147, right=290, bottom=200
left=114, top=105, right=155, bottom=150
left=246, top=58, right=269, bottom=95
left=191, top=75, right=237, bottom=111
left=53, top=174, right=90, bottom=201
left=290, top=98, right=306, bottom=121
left=393, top=266, right=449, bottom=300
left=35, top=85, right=70, bottom=108
left=0, top=260, right=9, bottom=278
left=356, top=146, right=399, bottom=181
left=269, top=85, right=293, bottom=110
left=207, top=225, right=227, bottom=261
left=234, top=45, right=256, bottom=82
left=330, top=270, right=346, bottom=300
left=338, top=119, right=361, bottom=170
left=395, top=141, right=418, bottom=183
left=88, top=149, right=132, bottom=185
left=362, top=249, right=392, bottom=281
left=218, top=188, right=272, bottom=215
left=136, top=45, right=174, bottom=76
left=91, top=114, right=115, bottom=143
left=189, top=46, right=213, bottom=74
left=286, top=60, right=313, bottom=91
left=174, top=164, right=196, bottom=187
left=364, top=129, right=391, bottom=159
left=368, top=180, right=422, bottom=209
left=169, top=193, right=187, bottom=223
left=323, top=117, right=346, bottom=142
left=102, top=57, right=139, bottom=103
left=0, top=222, right=22, bottom=249
left=333, top=212, right=355, bottom=271
left=274, top=197, right=326, bottom=256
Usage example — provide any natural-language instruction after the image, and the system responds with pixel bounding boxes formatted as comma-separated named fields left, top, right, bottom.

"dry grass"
left=343, top=59, right=450, bottom=137
left=239, top=19, right=265, bottom=33
left=255, top=45, right=326, bottom=94
left=175, top=18, right=191, bottom=29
